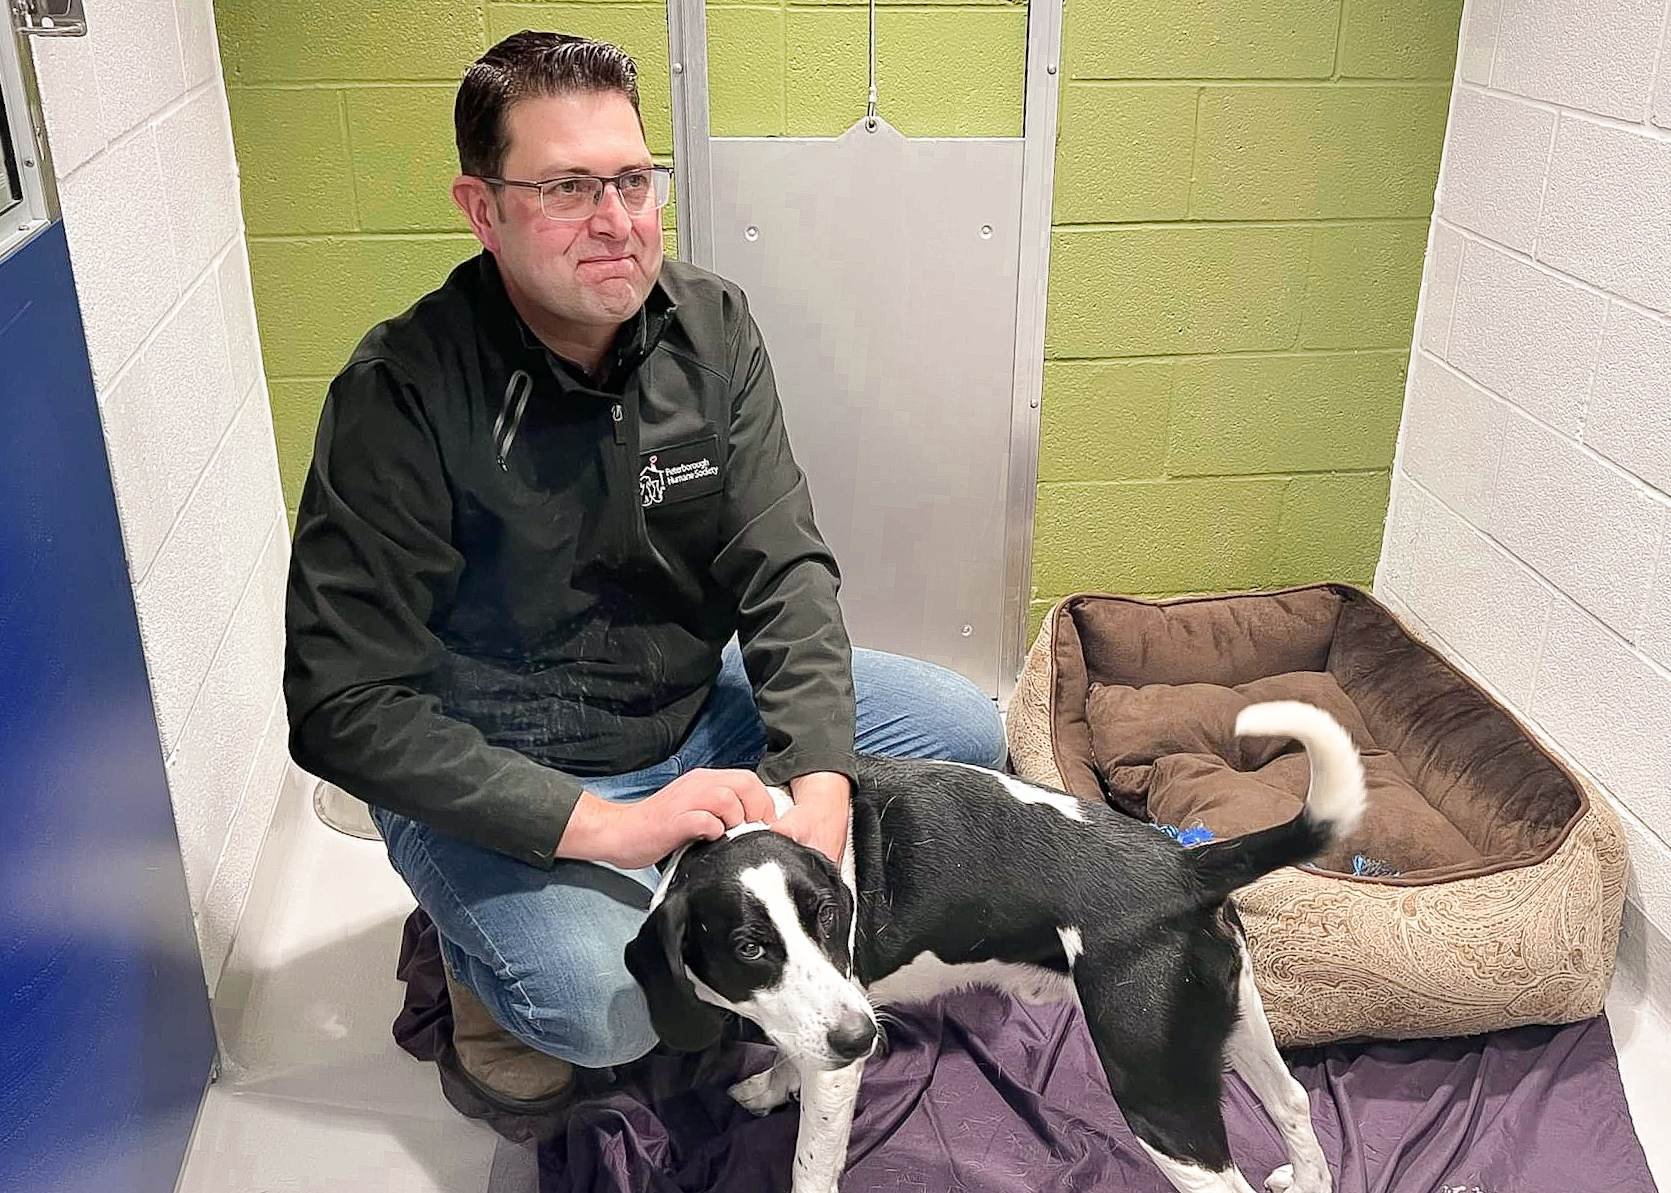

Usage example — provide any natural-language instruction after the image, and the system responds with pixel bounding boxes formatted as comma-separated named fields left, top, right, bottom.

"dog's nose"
left=825, top=1012, right=877, bottom=1061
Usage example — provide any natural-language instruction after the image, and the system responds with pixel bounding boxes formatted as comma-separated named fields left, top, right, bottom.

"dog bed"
left=1006, top=584, right=1628, bottom=1046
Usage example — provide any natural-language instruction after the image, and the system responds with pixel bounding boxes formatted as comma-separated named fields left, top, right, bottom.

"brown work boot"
left=437, top=968, right=577, bottom=1141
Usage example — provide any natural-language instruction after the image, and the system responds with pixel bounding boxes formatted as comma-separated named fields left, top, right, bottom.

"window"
left=0, top=14, right=54, bottom=263
left=1, top=87, right=24, bottom=222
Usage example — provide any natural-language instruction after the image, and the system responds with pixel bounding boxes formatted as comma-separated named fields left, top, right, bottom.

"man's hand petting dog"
left=772, top=771, right=852, bottom=864
left=558, top=769, right=779, bottom=869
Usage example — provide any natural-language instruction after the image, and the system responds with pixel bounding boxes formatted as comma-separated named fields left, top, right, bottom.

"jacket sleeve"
left=283, top=359, right=585, bottom=867
left=710, top=299, right=858, bottom=788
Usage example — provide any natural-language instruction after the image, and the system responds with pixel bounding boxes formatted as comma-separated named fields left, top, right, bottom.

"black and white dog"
left=625, top=701, right=1365, bottom=1193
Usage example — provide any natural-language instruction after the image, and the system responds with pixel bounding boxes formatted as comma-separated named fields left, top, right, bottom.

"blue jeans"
left=372, top=643, right=1006, bottom=1069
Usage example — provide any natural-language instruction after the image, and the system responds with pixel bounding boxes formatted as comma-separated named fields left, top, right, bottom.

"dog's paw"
left=1266, top=1164, right=1330, bottom=1193
left=728, top=1064, right=800, bottom=1115
left=727, top=1072, right=784, bottom=1115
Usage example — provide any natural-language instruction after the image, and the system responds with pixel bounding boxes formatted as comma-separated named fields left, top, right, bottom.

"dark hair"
left=455, top=31, right=643, bottom=178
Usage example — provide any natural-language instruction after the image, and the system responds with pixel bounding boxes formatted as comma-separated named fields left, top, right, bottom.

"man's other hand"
left=771, top=771, right=852, bottom=865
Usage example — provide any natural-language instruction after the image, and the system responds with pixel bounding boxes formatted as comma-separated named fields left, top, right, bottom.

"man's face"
left=467, top=90, right=664, bottom=331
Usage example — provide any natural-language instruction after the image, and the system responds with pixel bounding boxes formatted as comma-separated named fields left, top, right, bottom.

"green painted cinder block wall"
left=1035, top=0, right=1459, bottom=629
left=216, top=0, right=1459, bottom=626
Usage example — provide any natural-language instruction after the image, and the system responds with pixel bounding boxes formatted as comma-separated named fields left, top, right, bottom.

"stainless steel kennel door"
left=710, top=122, right=1021, bottom=691
left=668, top=0, right=1063, bottom=698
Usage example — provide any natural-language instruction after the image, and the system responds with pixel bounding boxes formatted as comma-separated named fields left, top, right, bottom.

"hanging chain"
left=865, top=0, right=879, bottom=130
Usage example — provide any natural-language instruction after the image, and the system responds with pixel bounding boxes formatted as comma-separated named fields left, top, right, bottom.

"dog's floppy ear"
left=624, top=888, right=726, bottom=1052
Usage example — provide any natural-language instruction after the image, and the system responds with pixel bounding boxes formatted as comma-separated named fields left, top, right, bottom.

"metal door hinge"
left=11, top=0, right=87, bottom=37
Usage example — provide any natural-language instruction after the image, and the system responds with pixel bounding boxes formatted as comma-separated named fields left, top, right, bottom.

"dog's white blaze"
left=939, top=761, right=1086, bottom=822
left=724, top=794, right=858, bottom=960
left=865, top=950, right=1074, bottom=1007
left=730, top=862, right=873, bottom=1064
left=1057, top=926, right=1083, bottom=968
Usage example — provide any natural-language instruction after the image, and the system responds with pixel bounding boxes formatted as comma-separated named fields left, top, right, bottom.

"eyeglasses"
left=473, top=165, right=674, bottom=221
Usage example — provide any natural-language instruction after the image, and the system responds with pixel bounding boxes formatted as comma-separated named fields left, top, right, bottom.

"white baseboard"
left=209, top=761, right=315, bottom=1000
left=1615, top=897, right=1671, bottom=1028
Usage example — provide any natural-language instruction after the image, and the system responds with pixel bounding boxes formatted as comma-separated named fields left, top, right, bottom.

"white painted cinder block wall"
left=1379, top=0, right=1671, bottom=1017
left=28, top=0, right=295, bottom=993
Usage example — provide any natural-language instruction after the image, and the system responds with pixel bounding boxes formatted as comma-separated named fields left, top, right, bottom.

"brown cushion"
left=1146, top=750, right=1484, bottom=874
left=1086, top=670, right=1374, bottom=814
left=1073, top=588, right=1343, bottom=689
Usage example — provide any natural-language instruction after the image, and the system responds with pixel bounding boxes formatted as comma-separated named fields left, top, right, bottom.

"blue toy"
left=1351, top=854, right=1400, bottom=878
left=1154, top=823, right=1400, bottom=875
left=1153, top=822, right=1216, bottom=847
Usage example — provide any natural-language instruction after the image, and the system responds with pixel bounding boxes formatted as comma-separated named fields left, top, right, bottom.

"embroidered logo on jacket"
left=639, top=435, right=723, bottom=508
left=640, top=455, right=667, bottom=506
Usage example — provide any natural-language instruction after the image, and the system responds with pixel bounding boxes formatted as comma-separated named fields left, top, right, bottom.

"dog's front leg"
left=790, top=1060, right=864, bottom=1193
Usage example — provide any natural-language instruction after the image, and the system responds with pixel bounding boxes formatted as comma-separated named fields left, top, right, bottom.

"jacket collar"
left=475, top=250, right=679, bottom=391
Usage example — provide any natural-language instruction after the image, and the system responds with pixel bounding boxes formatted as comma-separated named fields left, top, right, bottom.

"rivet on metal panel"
left=960, top=624, right=974, bottom=637
left=745, top=226, right=759, bottom=242
left=980, top=225, right=993, bottom=239
left=673, top=62, right=684, bottom=75
left=1047, top=63, right=1058, bottom=75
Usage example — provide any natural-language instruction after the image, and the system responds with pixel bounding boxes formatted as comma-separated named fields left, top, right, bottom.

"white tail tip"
left=1235, top=700, right=1367, bottom=836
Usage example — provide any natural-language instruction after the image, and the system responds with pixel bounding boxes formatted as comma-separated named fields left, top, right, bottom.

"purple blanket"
left=388, top=910, right=1653, bottom=1193
left=535, top=988, right=1655, bottom=1193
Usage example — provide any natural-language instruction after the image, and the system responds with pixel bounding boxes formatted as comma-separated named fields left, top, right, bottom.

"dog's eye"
left=737, top=941, right=764, bottom=961
left=817, top=903, right=837, bottom=931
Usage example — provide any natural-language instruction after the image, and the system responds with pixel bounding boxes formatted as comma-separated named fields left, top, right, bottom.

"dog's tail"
left=1182, top=701, right=1367, bottom=906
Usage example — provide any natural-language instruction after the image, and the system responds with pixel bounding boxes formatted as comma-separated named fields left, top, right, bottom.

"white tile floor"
left=178, top=779, right=1671, bottom=1192
left=175, top=778, right=517, bottom=1193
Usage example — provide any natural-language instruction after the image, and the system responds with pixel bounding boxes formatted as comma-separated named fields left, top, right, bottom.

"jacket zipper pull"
left=493, top=370, right=533, bottom=470
left=611, top=402, right=626, bottom=446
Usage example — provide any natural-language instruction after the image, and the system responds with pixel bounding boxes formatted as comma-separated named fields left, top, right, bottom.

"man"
left=283, top=30, right=1006, bottom=1132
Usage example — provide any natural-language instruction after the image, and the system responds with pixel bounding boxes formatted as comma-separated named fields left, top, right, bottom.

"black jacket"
left=283, top=251, right=856, bottom=867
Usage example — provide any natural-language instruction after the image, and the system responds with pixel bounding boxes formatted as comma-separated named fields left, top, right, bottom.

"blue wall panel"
left=0, top=223, right=215, bottom=1193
